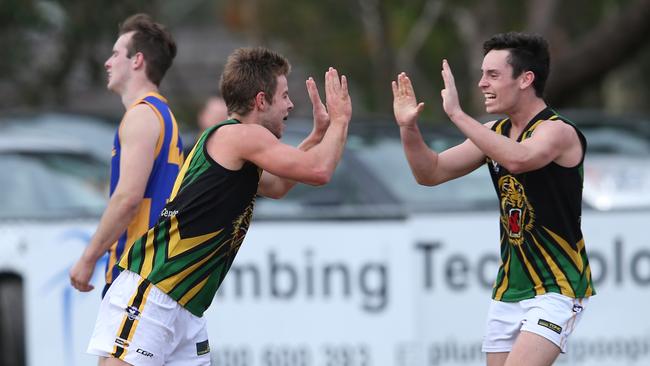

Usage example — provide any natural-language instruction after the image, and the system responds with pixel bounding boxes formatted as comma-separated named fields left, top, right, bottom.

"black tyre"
left=0, top=273, right=25, bottom=366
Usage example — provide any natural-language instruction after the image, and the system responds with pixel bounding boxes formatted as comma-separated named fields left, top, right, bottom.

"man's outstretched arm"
left=393, top=72, right=485, bottom=186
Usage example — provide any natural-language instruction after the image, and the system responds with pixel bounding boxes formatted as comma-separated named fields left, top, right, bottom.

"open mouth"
left=484, top=93, right=496, bottom=101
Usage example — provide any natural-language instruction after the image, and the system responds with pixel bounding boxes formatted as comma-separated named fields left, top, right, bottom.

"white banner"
left=204, top=211, right=650, bottom=366
left=2, top=209, right=649, bottom=366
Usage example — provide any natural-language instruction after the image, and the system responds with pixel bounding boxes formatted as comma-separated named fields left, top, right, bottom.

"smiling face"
left=260, top=75, right=293, bottom=138
left=104, top=31, right=135, bottom=94
left=478, top=49, right=524, bottom=115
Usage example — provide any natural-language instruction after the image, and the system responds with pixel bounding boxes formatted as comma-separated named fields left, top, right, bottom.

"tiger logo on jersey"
left=498, top=175, right=535, bottom=246
left=229, top=201, right=255, bottom=254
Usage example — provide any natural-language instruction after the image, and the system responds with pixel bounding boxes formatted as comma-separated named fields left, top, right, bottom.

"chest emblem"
left=498, top=175, right=535, bottom=246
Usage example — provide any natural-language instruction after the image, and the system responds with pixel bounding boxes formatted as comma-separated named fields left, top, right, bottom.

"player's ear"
left=520, top=71, right=535, bottom=90
left=132, top=52, right=145, bottom=70
left=254, top=92, right=266, bottom=111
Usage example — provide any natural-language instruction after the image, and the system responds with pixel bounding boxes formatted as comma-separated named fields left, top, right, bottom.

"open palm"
left=440, top=59, right=461, bottom=117
left=392, top=72, right=424, bottom=127
left=306, top=77, right=330, bottom=133
left=324, top=67, right=352, bottom=124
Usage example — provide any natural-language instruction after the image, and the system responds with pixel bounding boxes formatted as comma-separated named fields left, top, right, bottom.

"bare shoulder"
left=540, top=119, right=583, bottom=165
left=530, top=119, right=582, bottom=161
left=208, top=123, right=275, bottom=148
left=538, top=118, right=578, bottom=138
left=120, top=104, right=160, bottom=141
left=123, top=103, right=158, bottom=125
left=205, top=123, right=281, bottom=168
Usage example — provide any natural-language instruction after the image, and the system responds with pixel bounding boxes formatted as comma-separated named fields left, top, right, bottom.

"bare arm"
left=70, top=104, right=160, bottom=292
left=392, top=72, right=485, bottom=186
left=440, top=59, right=581, bottom=174
left=258, top=76, right=331, bottom=198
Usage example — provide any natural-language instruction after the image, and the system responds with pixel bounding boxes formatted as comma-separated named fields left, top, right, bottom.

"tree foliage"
left=0, top=0, right=152, bottom=107
left=1, top=0, right=649, bottom=120
left=224, top=0, right=650, bottom=119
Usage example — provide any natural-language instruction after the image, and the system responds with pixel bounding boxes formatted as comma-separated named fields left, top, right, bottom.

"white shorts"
left=87, top=270, right=211, bottom=366
left=482, top=292, right=588, bottom=354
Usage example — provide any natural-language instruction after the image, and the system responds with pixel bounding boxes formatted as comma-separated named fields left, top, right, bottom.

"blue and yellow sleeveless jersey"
left=106, top=92, right=184, bottom=287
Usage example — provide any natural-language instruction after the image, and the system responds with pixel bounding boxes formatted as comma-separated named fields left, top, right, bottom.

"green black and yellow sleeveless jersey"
left=487, top=107, right=595, bottom=301
left=118, top=119, right=261, bottom=317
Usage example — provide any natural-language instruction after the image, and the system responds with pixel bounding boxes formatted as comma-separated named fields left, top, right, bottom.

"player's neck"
left=120, top=79, right=159, bottom=109
left=508, top=98, right=547, bottom=128
left=231, top=111, right=260, bottom=125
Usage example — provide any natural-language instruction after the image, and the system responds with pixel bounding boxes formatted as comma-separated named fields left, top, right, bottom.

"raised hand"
left=306, top=77, right=329, bottom=134
left=440, top=59, right=462, bottom=118
left=324, top=67, right=352, bottom=124
left=392, top=72, right=425, bottom=127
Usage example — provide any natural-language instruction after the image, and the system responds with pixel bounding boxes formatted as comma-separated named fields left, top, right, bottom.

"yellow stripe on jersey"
left=494, top=264, right=509, bottom=299
left=494, top=236, right=510, bottom=300
left=487, top=120, right=508, bottom=164
left=155, top=247, right=220, bottom=294
left=543, top=226, right=584, bottom=271
left=107, top=199, right=152, bottom=283
left=579, top=236, right=592, bottom=296
left=169, top=146, right=197, bottom=200
left=149, top=105, right=165, bottom=159
left=584, top=265, right=593, bottom=297
left=516, top=244, right=546, bottom=295
left=167, top=115, right=183, bottom=166
left=531, top=235, right=575, bottom=297
left=526, top=119, right=545, bottom=135
left=495, top=119, right=507, bottom=135
left=178, top=276, right=210, bottom=307
left=140, top=229, right=158, bottom=279
left=168, top=216, right=223, bottom=258
left=577, top=238, right=585, bottom=252
left=522, top=115, right=558, bottom=141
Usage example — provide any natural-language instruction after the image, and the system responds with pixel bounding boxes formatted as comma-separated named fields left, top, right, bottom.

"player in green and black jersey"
left=87, top=47, right=352, bottom=366
left=392, top=32, right=594, bottom=366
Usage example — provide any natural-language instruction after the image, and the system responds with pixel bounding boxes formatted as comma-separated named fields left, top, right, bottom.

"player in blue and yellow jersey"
left=392, top=32, right=594, bottom=366
left=102, top=91, right=183, bottom=296
left=83, top=47, right=352, bottom=366
left=70, top=14, right=183, bottom=300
